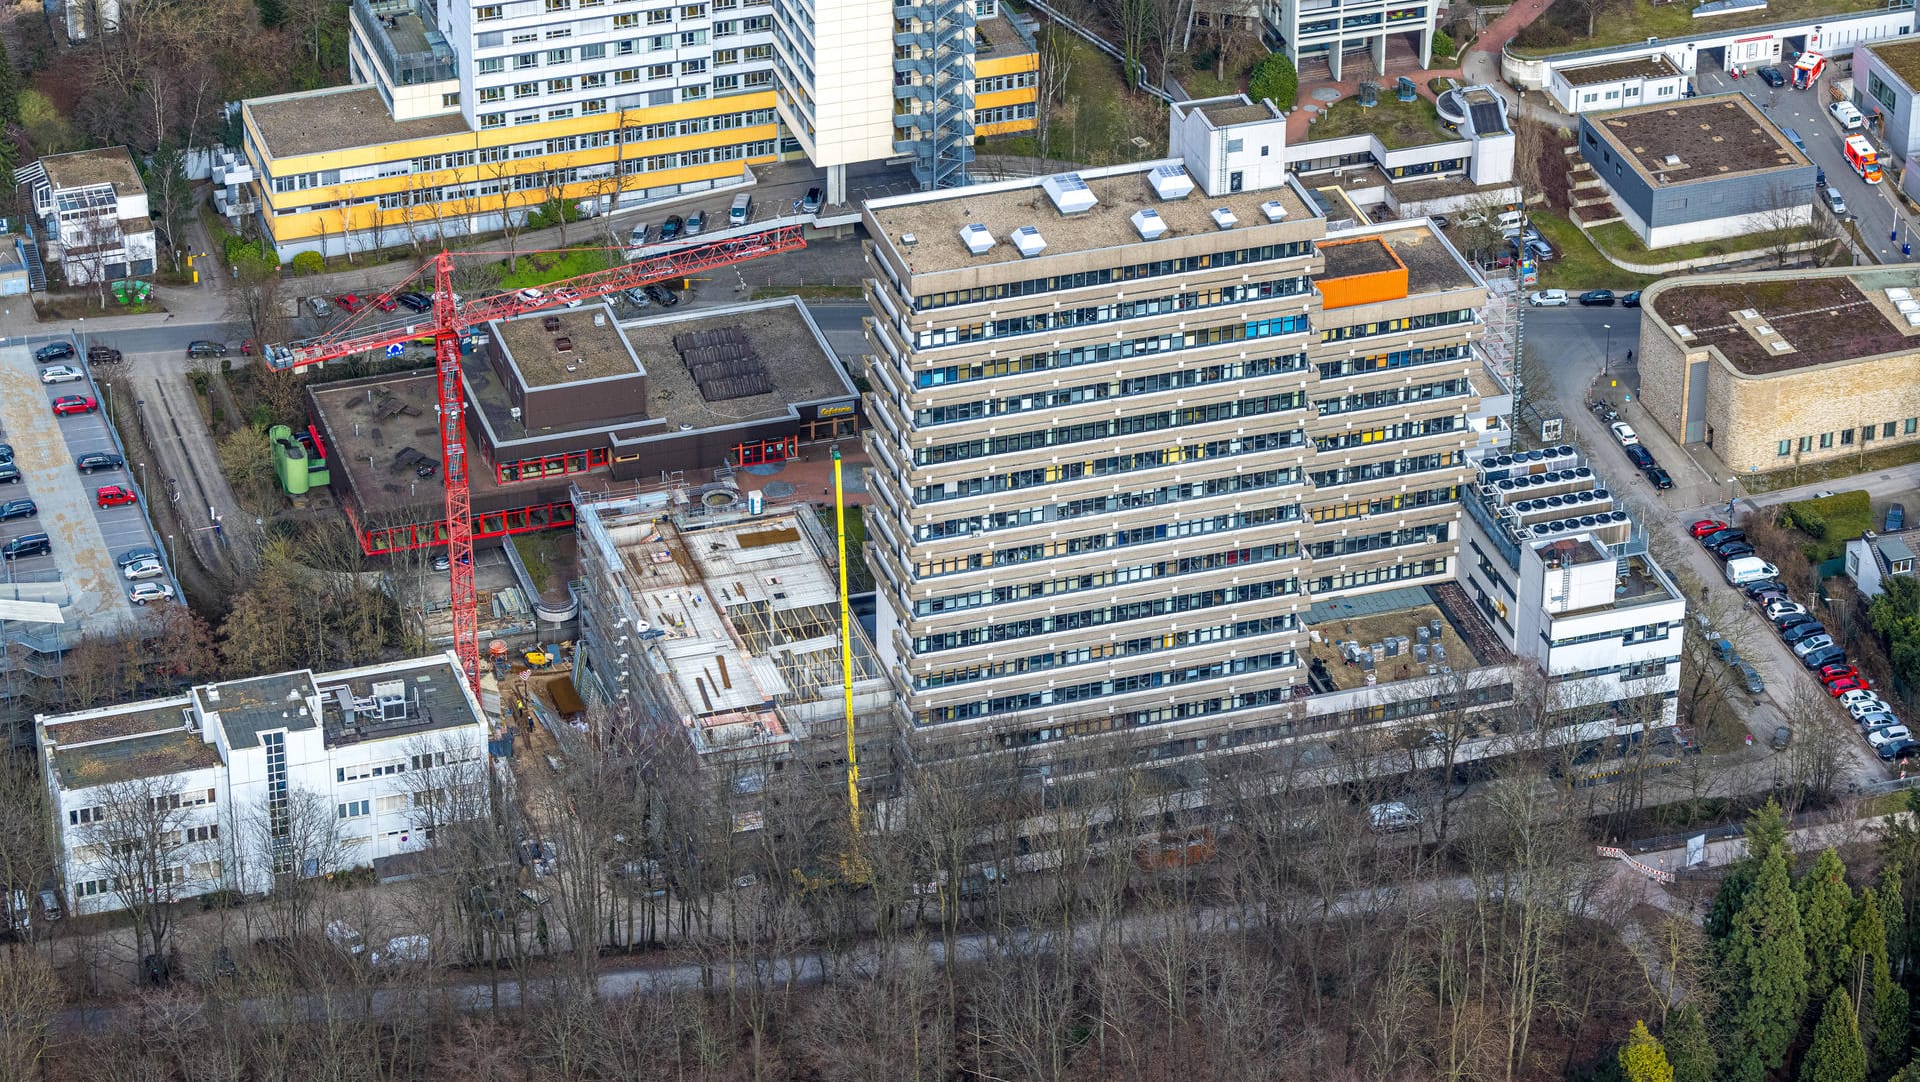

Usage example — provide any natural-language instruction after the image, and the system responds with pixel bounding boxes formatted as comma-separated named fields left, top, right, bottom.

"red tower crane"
left=265, top=226, right=807, bottom=697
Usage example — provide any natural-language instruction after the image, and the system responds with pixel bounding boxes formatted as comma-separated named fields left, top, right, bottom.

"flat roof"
left=1560, top=55, right=1680, bottom=87
left=52, top=728, right=222, bottom=789
left=1301, top=594, right=1485, bottom=691
left=195, top=671, right=322, bottom=749
left=309, top=370, right=526, bottom=515
left=1190, top=96, right=1280, bottom=127
left=1588, top=94, right=1806, bottom=185
left=584, top=501, right=880, bottom=744
left=317, top=655, right=483, bottom=746
left=246, top=86, right=470, bottom=160
left=1320, top=236, right=1401, bottom=278
left=39, top=147, right=144, bottom=197
left=1867, top=38, right=1920, bottom=91
left=866, top=162, right=1315, bottom=274
left=1647, top=269, right=1920, bottom=374
left=974, top=14, right=1034, bottom=54
left=614, top=302, right=852, bottom=433
left=493, top=304, right=642, bottom=388
left=1324, top=221, right=1484, bottom=294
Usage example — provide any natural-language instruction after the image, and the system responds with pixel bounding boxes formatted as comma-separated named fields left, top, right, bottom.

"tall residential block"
left=239, top=0, right=1035, bottom=258
left=859, top=108, right=1492, bottom=761
left=1261, top=0, right=1439, bottom=81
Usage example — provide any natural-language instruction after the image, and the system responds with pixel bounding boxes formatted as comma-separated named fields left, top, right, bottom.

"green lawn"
left=1303, top=95, right=1454, bottom=150
left=1585, top=218, right=1830, bottom=267
left=498, top=247, right=617, bottom=290
left=1528, top=210, right=1656, bottom=291
left=1781, top=490, right=1872, bottom=562
left=1181, top=53, right=1250, bottom=99
left=1510, top=0, right=1881, bottom=56
left=982, top=32, right=1167, bottom=166
left=817, top=504, right=874, bottom=594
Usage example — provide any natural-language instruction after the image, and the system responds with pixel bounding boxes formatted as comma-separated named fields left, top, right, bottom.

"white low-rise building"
left=36, top=652, right=491, bottom=917
left=18, top=146, right=158, bottom=286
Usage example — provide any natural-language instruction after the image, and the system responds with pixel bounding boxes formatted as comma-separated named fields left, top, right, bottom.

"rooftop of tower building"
left=864, top=161, right=1318, bottom=275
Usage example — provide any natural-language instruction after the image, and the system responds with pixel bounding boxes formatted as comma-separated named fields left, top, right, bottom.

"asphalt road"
left=1694, top=64, right=1905, bottom=264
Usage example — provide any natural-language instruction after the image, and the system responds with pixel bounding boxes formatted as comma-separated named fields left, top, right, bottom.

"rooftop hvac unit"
left=959, top=223, right=994, bottom=254
left=1553, top=444, right=1575, bottom=457
left=1497, top=478, right=1516, bottom=490
left=1149, top=164, right=1194, bottom=200
left=1011, top=225, right=1048, bottom=257
left=1573, top=466, right=1593, bottom=478
left=1261, top=199, right=1288, bottom=222
left=1211, top=207, right=1239, bottom=230
left=1580, top=515, right=1598, bottom=527
left=1592, top=488, right=1611, bottom=502
left=1042, top=172, right=1098, bottom=215
left=1130, top=208, right=1168, bottom=240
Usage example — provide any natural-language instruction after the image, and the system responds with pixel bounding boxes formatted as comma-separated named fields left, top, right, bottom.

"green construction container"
left=269, top=425, right=310, bottom=495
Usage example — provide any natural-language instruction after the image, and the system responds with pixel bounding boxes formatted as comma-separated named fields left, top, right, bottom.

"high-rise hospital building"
left=231, top=0, right=1036, bottom=258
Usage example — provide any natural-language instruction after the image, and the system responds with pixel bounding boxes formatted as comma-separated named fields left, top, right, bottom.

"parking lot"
left=0, top=336, right=179, bottom=628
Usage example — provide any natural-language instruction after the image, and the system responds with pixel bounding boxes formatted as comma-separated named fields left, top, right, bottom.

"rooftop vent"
left=1211, top=207, right=1239, bottom=230
left=542, top=316, right=562, bottom=332
left=1664, top=154, right=1682, bottom=166
left=1011, top=225, right=1048, bottom=257
left=554, top=336, right=573, bottom=352
left=1130, top=208, right=1167, bottom=240
left=959, top=223, right=995, bottom=255
left=901, top=233, right=918, bottom=247
left=1149, top=164, right=1194, bottom=200
left=1041, top=172, right=1098, bottom=215
left=1261, top=199, right=1288, bottom=222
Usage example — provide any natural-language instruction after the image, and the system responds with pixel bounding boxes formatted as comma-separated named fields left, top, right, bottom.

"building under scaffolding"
left=570, top=482, right=895, bottom=793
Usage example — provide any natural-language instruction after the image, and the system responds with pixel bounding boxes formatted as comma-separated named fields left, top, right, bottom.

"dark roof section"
left=1559, top=55, right=1680, bottom=87
left=1590, top=94, right=1807, bottom=185
left=1319, top=236, right=1402, bottom=278
left=1866, top=39, right=1920, bottom=92
left=1648, top=275, right=1911, bottom=373
left=318, top=656, right=482, bottom=747
left=51, top=729, right=222, bottom=789
left=194, top=671, right=321, bottom=749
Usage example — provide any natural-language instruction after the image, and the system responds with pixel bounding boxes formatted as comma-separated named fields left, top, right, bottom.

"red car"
left=1690, top=519, right=1729, bottom=538
left=52, top=395, right=97, bottom=416
left=374, top=294, right=399, bottom=313
left=335, top=293, right=365, bottom=314
left=95, top=484, right=137, bottom=508
left=1819, top=664, right=1862, bottom=683
left=1826, top=676, right=1869, bottom=695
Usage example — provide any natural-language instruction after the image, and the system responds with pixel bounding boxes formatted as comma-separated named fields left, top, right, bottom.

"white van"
left=1831, top=100, right=1864, bottom=131
left=1725, top=556, right=1779, bottom=586
left=729, top=192, right=752, bottom=226
left=1366, top=801, right=1424, bottom=834
left=1496, top=209, right=1525, bottom=236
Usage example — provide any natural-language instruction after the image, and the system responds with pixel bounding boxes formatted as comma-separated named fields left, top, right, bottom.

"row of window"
left=1315, top=376, right=1474, bottom=417
left=477, top=0, right=720, bottom=19
left=371, top=140, right=777, bottom=211
left=913, top=455, right=1301, bottom=541
left=1319, top=308, right=1476, bottom=343
left=1304, top=524, right=1450, bottom=560
left=976, top=70, right=1038, bottom=93
left=1315, top=344, right=1470, bottom=380
left=1312, top=413, right=1461, bottom=453
left=916, top=615, right=1298, bottom=693
left=1308, top=485, right=1459, bottom=525
left=1309, top=449, right=1464, bottom=488
left=914, top=390, right=1305, bottom=466
left=914, top=437, right=1299, bottom=504
left=911, top=542, right=1301, bottom=617
left=1777, top=417, right=1920, bottom=456
left=913, top=571, right=1297, bottom=653
left=977, top=102, right=1038, bottom=126
left=932, top=649, right=1300, bottom=721
left=68, top=788, right=218, bottom=827
left=909, top=353, right=1306, bottom=428
left=1309, top=556, right=1450, bottom=594
left=909, top=279, right=1309, bottom=351
left=907, top=241, right=1316, bottom=310
left=912, top=318, right=1309, bottom=390
left=910, top=502, right=1302, bottom=576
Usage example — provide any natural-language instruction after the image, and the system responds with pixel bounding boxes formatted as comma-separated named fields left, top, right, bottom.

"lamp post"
left=1603, top=323, right=1612, bottom=376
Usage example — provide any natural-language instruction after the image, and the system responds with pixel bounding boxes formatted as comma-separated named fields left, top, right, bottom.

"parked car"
left=122, top=558, right=166, bottom=581
left=517, top=288, right=545, bottom=302
left=1701, top=528, right=1744, bottom=548
left=1527, top=289, right=1569, bottom=307
left=1715, top=542, right=1757, bottom=561
left=87, top=345, right=121, bottom=364
left=1366, top=801, right=1423, bottom=833
left=660, top=214, right=685, bottom=239
left=552, top=287, right=583, bottom=307
left=629, top=223, right=651, bottom=247
left=1691, top=519, right=1729, bottom=537
left=1878, top=738, right=1918, bottom=761
left=685, top=210, right=706, bottom=235
left=1888, top=503, right=1907, bottom=532
left=1839, top=688, right=1884, bottom=709
left=802, top=187, right=824, bottom=213
left=644, top=283, right=679, bottom=307
left=397, top=291, right=433, bottom=312
left=1846, top=696, right=1892, bottom=720
left=1579, top=289, right=1616, bottom=306
left=1801, top=645, right=1849, bottom=670
left=1610, top=422, right=1639, bottom=446
left=128, top=582, right=176, bottom=605
left=1858, top=710, right=1901, bottom=730
left=32, top=342, right=75, bottom=364
left=1781, top=624, right=1830, bottom=648
left=1765, top=599, right=1808, bottom=619
left=1733, top=661, right=1765, bottom=695
left=1819, top=664, right=1863, bottom=683
left=0, top=464, right=19, bottom=486
left=1774, top=613, right=1819, bottom=634
left=0, top=499, right=35, bottom=521
left=1792, top=634, right=1836, bottom=657
left=95, top=484, right=137, bottom=508
left=117, top=547, right=160, bottom=569
left=622, top=287, right=650, bottom=307
left=1621, top=291, right=1643, bottom=308
left=38, top=364, right=83, bottom=384
left=307, top=296, right=332, bottom=317
left=1645, top=466, right=1673, bottom=490
left=2, top=534, right=50, bottom=560
left=1625, top=445, right=1655, bottom=470
left=1758, top=65, right=1787, bottom=86
left=1867, top=725, right=1912, bottom=750
left=52, top=395, right=98, bottom=416
left=334, top=293, right=365, bottom=313
left=373, top=294, right=399, bottom=313
left=186, top=340, right=227, bottom=358
left=74, top=452, right=123, bottom=475
left=1741, top=578, right=1785, bottom=599
left=1771, top=725, right=1792, bottom=749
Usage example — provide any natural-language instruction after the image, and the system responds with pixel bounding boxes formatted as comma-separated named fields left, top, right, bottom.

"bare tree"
left=245, top=786, right=349, bottom=941
left=78, top=777, right=212, bottom=967
left=0, top=949, right=59, bottom=1082
left=1031, top=27, right=1075, bottom=174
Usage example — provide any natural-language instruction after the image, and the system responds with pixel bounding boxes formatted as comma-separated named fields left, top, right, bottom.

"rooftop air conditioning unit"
left=1261, top=199, right=1288, bottom=222
left=1042, top=172, right=1098, bottom=214
left=1130, top=208, right=1168, bottom=240
left=1211, top=207, right=1239, bottom=230
left=1011, top=225, right=1048, bottom=257
left=959, top=223, right=994, bottom=255
left=1149, top=164, right=1194, bottom=200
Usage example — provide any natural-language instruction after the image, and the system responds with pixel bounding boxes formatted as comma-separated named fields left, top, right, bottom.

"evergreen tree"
left=1880, top=862, right=1908, bottom=982
left=1800, top=848, right=1855, bottom=1002
left=1663, top=1004, right=1718, bottom=1082
left=1719, top=845, right=1809, bottom=1082
left=1846, top=886, right=1909, bottom=1072
left=1620, top=1020, right=1675, bottom=1082
left=1800, top=988, right=1867, bottom=1082
left=1709, top=799, right=1792, bottom=939
left=0, top=37, right=18, bottom=128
